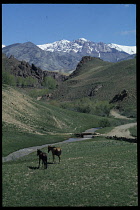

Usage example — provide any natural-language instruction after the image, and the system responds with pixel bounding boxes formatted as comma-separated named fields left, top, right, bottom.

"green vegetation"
left=2, top=71, right=16, bottom=86
left=57, top=98, right=114, bottom=117
left=2, top=68, right=38, bottom=87
left=2, top=56, right=137, bottom=207
left=3, top=138, right=137, bottom=206
left=98, top=118, right=110, bottom=128
left=16, top=76, right=38, bottom=87
left=129, top=126, right=137, bottom=137
left=27, top=88, right=49, bottom=98
left=53, top=58, right=136, bottom=117
left=2, top=85, right=132, bottom=157
left=42, top=76, right=57, bottom=89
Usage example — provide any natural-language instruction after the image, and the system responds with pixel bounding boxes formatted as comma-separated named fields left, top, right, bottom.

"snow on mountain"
left=108, top=43, right=136, bottom=55
left=2, top=45, right=6, bottom=48
left=37, top=38, right=111, bottom=54
left=37, top=39, right=85, bottom=53
left=37, top=40, right=71, bottom=52
left=37, top=38, right=136, bottom=55
left=2, top=39, right=136, bottom=73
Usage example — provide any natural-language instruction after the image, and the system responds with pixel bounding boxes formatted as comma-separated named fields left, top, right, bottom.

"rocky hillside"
left=2, top=53, right=67, bottom=87
left=52, top=56, right=136, bottom=117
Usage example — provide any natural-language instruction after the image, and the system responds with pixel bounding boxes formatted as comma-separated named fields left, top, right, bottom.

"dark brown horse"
left=48, top=146, right=62, bottom=163
left=37, top=149, right=47, bottom=169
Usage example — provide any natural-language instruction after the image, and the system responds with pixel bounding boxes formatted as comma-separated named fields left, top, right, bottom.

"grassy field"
left=2, top=137, right=137, bottom=207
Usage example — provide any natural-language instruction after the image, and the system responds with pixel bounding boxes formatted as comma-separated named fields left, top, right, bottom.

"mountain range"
left=37, top=38, right=136, bottom=55
left=2, top=38, right=136, bottom=73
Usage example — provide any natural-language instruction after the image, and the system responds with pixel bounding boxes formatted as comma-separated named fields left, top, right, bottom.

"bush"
left=28, top=88, right=49, bottom=98
left=2, top=71, right=16, bottom=86
left=16, top=76, right=38, bottom=87
left=57, top=98, right=114, bottom=117
left=42, top=76, right=57, bottom=89
left=98, top=119, right=111, bottom=128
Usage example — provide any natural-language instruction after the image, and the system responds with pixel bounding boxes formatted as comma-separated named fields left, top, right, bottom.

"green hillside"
left=52, top=57, right=136, bottom=117
left=3, top=85, right=124, bottom=156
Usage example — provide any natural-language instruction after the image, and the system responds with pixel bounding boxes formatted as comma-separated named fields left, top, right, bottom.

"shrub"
left=98, top=119, right=111, bottom=128
left=42, top=76, right=57, bottom=89
left=2, top=71, right=16, bottom=86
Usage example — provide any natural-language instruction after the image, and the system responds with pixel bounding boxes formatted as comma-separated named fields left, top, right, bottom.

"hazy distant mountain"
left=2, top=38, right=136, bottom=73
left=2, top=42, right=79, bottom=72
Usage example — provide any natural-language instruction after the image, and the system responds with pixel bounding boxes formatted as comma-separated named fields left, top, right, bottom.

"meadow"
left=3, top=137, right=137, bottom=207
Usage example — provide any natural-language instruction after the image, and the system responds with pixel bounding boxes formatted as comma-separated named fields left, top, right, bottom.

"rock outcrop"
left=109, top=90, right=128, bottom=103
left=2, top=53, right=68, bottom=87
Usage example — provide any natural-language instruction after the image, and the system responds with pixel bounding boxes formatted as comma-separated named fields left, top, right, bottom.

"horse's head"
left=37, top=149, right=42, bottom=156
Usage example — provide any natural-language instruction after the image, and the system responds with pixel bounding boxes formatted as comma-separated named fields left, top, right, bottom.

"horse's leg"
left=38, top=157, right=41, bottom=168
left=44, top=160, right=47, bottom=169
left=59, top=156, right=60, bottom=163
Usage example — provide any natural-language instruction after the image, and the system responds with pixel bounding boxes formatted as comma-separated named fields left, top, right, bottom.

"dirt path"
left=110, top=109, right=133, bottom=120
left=104, top=122, right=137, bottom=139
left=106, top=109, right=137, bottom=138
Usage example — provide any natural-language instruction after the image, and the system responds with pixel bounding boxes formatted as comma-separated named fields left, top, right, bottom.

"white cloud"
left=120, top=30, right=136, bottom=35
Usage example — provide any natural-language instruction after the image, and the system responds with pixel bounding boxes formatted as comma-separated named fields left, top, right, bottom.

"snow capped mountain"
left=37, top=38, right=112, bottom=55
left=2, top=45, right=6, bottom=48
left=37, top=38, right=86, bottom=53
left=2, top=39, right=136, bottom=73
left=37, top=40, right=71, bottom=52
left=37, top=38, right=136, bottom=55
left=108, top=43, right=136, bottom=55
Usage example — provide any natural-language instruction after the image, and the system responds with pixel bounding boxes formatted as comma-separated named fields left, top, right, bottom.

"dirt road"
left=106, top=109, right=137, bottom=138
left=110, top=109, right=133, bottom=120
left=105, top=122, right=137, bottom=139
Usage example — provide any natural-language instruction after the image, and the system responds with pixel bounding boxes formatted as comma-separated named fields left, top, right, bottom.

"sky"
left=2, top=4, right=136, bottom=46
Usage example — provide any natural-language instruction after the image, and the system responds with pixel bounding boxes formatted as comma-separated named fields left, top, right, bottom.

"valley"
left=2, top=51, right=137, bottom=206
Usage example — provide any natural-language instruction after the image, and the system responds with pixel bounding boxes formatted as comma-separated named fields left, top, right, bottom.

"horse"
left=37, top=149, right=47, bottom=169
left=48, top=146, right=62, bottom=163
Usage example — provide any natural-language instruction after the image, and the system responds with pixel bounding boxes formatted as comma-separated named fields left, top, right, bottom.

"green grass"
left=3, top=85, right=130, bottom=157
left=129, top=126, right=137, bottom=137
left=53, top=58, right=136, bottom=117
left=2, top=137, right=138, bottom=206
left=2, top=123, right=70, bottom=156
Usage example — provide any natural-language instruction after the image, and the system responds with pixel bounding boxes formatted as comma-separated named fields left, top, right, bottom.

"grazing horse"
left=48, top=146, right=62, bottom=163
left=37, top=149, right=47, bottom=169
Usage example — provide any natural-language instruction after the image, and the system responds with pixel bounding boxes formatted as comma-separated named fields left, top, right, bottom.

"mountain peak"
left=77, top=38, right=89, bottom=42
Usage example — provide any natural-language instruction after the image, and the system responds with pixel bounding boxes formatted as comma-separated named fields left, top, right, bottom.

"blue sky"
left=2, top=4, right=136, bottom=46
